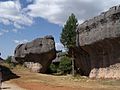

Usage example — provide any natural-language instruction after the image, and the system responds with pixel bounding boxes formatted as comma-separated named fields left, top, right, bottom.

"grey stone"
left=13, top=35, right=56, bottom=73
left=75, top=5, right=120, bottom=79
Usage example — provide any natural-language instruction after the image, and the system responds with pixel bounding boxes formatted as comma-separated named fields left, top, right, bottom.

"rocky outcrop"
left=13, top=35, right=56, bottom=73
left=75, top=5, right=120, bottom=79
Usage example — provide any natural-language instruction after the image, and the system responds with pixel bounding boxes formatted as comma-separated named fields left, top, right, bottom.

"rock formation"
left=13, top=35, right=56, bottom=73
left=75, top=5, right=120, bottom=79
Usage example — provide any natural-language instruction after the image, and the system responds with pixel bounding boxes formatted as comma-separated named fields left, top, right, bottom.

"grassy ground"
left=2, top=63, right=120, bottom=90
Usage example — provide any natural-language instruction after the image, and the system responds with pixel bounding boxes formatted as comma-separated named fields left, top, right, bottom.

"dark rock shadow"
left=0, top=65, right=20, bottom=82
left=74, top=37, right=120, bottom=77
left=1, top=87, right=11, bottom=89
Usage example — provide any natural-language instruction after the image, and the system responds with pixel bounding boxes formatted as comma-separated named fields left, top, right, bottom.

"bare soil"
left=5, top=65, right=120, bottom=90
left=2, top=81, right=25, bottom=90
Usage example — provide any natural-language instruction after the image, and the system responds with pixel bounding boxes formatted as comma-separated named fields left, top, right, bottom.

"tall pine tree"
left=60, top=13, right=78, bottom=76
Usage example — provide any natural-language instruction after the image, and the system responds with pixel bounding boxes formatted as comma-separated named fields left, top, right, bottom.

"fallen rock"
left=14, top=35, right=56, bottom=73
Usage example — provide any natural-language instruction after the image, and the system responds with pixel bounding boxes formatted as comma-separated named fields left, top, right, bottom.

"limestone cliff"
left=75, top=5, right=120, bottom=79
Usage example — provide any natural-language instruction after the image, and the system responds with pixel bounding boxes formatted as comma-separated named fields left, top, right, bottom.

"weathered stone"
left=24, top=62, right=42, bottom=73
left=14, top=35, right=56, bottom=73
left=75, top=5, right=120, bottom=79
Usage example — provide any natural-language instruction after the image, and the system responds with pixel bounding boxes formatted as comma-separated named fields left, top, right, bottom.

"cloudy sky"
left=0, top=0, right=120, bottom=58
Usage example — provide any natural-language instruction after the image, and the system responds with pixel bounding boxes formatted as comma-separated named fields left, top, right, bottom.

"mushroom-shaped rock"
left=14, top=35, right=56, bottom=73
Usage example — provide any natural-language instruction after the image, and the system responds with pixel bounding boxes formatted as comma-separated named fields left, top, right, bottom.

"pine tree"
left=60, top=13, right=78, bottom=76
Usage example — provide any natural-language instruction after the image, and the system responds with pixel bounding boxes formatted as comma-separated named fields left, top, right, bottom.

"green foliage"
left=49, top=63, right=58, bottom=73
left=47, top=63, right=60, bottom=74
left=60, top=13, right=78, bottom=49
left=58, top=56, right=72, bottom=74
left=5, top=56, right=16, bottom=68
left=48, top=56, right=72, bottom=75
left=5, top=56, right=12, bottom=64
left=60, top=14, right=78, bottom=76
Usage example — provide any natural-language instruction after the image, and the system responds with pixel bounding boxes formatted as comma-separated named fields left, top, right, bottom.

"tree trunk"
left=71, top=49, right=75, bottom=76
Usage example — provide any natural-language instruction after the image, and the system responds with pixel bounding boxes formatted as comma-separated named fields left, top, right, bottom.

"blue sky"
left=0, top=0, right=120, bottom=58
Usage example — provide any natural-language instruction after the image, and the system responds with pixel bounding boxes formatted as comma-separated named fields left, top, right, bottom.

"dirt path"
left=1, top=81, right=26, bottom=90
left=15, top=82, right=91, bottom=90
left=2, top=64, right=120, bottom=90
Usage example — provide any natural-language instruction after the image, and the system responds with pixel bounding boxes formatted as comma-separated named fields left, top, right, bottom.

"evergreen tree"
left=60, top=13, right=78, bottom=48
left=60, top=13, right=78, bottom=76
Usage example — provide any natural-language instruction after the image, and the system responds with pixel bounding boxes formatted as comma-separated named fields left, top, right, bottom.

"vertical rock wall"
left=75, top=5, right=120, bottom=79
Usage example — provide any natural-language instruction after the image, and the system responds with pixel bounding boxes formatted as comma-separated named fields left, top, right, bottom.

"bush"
left=47, top=56, right=72, bottom=75
left=47, top=63, right=59, bottom=74
left=49, top=63, right=57, bottom=73
left=5, top=56, right=12, bottom=64
left=58, top=56, right=72, bottom=74
left=5, top=56, right=16, bottom=68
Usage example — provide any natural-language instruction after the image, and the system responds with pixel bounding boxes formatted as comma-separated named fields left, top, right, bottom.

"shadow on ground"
left=1, top=87, right=11, bottom=89
left=0, top=65, right=20, bottom=82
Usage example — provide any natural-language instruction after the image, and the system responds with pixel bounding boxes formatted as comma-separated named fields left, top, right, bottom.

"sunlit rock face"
left=75, top=5, right=120, bottom=79
left=13, top=35, right=56, bottom=73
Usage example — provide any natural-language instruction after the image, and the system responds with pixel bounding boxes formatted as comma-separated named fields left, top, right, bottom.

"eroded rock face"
left=75, top=5, right=120, bottom=79
left=14, top=35, right=56, bottom=73
left=24, top=62, right=42, bottom=73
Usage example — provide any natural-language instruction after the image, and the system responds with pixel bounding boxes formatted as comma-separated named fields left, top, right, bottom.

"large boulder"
left=14, top=35, right=56, bottom=73
left=75, top=5, right=120, bottom=79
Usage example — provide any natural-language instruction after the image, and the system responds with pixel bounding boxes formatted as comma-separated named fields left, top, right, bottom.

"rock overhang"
left=75, top=5, right=120, bottom=79
left=76, top=5, right=120, bottom=46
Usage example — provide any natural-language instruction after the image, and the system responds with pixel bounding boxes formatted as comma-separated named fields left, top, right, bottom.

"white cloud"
left=55, top=43, right=65, bottom=51
left=0, top=0, right=33, bottom=28
left=1, top=29, right=9, bottom=33
left=0, top=0, right=120, bottom=27
left=13, top=39, right=29, bottom=44
left=0, top=32, right=3, bottom=36
left=0, top=29, right=9, bottom=36
left=26, top=0, right=120, bottom=25
left=12, top=29, right=18, bottom=33
left=14, top=23, right=23, bottom=29
left=0, top=18, right=10, bottom=25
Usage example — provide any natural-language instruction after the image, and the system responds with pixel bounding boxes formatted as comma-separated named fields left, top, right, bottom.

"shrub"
left=47, top=63, right=59, bottom=74
left=47, top=56, right=72, bottom=75
left=49, top=63, right=57, bottom=73
left=58, top=56, right=72, bottom=74
left=5, top=56, right=12, bottom=64
left=5, top=56, right=16, bottom=68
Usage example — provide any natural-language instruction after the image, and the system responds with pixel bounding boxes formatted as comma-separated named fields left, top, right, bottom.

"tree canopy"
left=60, top=13, right=78, bottom=49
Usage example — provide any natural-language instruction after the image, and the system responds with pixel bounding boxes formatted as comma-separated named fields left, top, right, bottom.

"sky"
left=0, top=0, right=120, bottom=59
